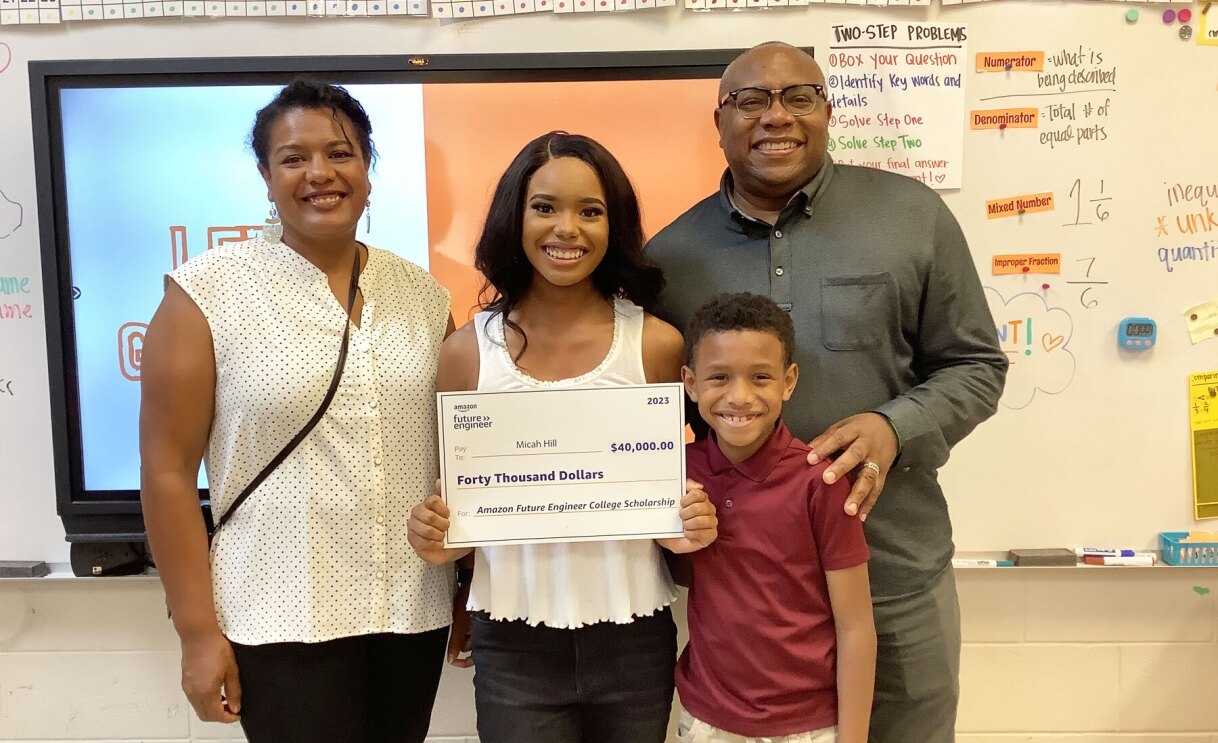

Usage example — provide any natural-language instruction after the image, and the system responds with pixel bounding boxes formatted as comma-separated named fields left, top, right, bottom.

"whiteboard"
left=1, top=2, right=1216, bottom=563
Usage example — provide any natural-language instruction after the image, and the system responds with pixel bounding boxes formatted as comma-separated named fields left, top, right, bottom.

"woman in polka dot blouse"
left=140, top=80, right=457, bottom=743
left=407, top=131, right=719, bottom=743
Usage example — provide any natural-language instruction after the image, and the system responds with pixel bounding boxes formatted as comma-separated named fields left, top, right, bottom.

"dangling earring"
left=364, top=199, right=372, bottom=233
left=263, top=203, right=283, bottom=244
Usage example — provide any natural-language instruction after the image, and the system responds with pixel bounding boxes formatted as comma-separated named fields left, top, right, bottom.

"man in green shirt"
left=648, top=41, right=1007, bottom=742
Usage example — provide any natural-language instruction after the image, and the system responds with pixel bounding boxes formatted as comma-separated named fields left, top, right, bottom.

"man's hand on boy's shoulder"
left=657, top=479, right=718, bottom=554
left=804, top=413, right=899, bottom=522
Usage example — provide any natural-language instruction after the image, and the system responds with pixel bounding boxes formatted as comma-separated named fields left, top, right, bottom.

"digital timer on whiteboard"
left=1118, top=317, right=1156, bottom=350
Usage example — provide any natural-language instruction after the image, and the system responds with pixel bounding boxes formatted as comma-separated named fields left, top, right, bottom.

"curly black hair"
left=249, top=79, right=376, bottom=169
left=684, top=292, right=796, bottom=367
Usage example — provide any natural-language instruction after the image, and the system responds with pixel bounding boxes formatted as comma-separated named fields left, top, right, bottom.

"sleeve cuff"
left=873, top=410, right=903, bottom=462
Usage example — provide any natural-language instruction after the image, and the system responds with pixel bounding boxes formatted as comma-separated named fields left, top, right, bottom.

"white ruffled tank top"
left=467, top=297, right=677, bottom=628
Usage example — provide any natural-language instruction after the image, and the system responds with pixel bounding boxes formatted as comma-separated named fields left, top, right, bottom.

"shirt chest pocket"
left=820, top=273, right=893, bottom=351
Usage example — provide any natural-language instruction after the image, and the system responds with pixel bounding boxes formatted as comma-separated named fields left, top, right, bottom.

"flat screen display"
left=31, top=52, right=739, bottom=536
left=61, top=84, right=430, bottom=490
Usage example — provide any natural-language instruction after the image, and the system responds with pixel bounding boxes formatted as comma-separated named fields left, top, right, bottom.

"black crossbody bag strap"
left=211, top=249, right=362, bottom=539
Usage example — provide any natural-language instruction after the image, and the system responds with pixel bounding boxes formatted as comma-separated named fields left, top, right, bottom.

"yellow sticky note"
left=1186, top=300, right=1218, bottom=344
left=1201, top=10, right=1218, bottom=46
left=1189, top=370, right=1218, bottom=519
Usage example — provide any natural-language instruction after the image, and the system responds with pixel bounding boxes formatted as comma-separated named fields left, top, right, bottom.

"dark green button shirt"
left=648, top=157, right=1008, bottom=599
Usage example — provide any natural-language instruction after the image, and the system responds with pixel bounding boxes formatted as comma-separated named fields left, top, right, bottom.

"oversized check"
left=438, top=384, right=686, bottom=547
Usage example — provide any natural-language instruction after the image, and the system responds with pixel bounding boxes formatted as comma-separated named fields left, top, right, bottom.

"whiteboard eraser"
left=1008, top=548, right=1077, bottom=566
left=0, top=560, right=51, bottom=578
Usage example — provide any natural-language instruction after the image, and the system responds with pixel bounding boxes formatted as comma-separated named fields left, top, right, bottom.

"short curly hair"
left=249, top=78, right=376, bottom=170
left=684, top=292, right=796, bottom=367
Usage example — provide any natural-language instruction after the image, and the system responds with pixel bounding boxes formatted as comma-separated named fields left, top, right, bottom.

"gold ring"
left=861, top=461, right=881, bottom=475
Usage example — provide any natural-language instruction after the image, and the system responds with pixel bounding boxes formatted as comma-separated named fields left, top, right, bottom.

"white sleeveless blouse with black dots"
left=170, top=237, right=453, bottom=645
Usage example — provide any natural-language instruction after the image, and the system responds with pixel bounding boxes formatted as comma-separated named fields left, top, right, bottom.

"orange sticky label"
left=992, top=254, right=1062, bottom=275
left=970, top=108, right=1039, bottom=130
left=975, top=52, right=1045, bottom=72
left=986, top=192, right=1054, bottom=219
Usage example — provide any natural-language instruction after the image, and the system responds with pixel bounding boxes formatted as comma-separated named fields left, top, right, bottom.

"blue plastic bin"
left=1159, top=532, right=1218, bottom=566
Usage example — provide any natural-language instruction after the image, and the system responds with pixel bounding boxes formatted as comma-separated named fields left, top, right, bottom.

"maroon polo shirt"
left=676, top=419, right=870, bottom=737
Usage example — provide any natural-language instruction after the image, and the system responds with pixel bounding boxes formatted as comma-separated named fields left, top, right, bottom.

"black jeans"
left=230, top=627, right=448, bottom=743
left=471, top=607, right=677, bottom=743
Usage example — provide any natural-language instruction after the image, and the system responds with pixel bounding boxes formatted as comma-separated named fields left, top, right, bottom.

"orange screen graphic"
left=421, top=78, right=725, bottom=321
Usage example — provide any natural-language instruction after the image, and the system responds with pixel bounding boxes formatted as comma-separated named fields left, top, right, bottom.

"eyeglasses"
left=718, top=84, right=827, bottom=119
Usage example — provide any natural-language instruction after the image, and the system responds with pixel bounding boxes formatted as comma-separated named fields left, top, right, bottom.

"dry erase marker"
left=1075, top=547, right=1136, bottom=557
left=1082, top=555, right=1156, bottom=566
left=952, top=558, right=1014, bottom=567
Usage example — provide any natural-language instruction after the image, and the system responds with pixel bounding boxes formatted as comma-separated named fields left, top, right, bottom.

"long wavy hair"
left=473, top=132, right=665, bottom=359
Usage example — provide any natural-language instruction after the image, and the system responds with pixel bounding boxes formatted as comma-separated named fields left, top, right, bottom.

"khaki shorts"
left=675, top=709, right=837, bottom=743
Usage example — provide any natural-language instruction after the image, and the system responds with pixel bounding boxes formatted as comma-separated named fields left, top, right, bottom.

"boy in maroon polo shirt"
left=676, top=292, right=876, bottom=743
